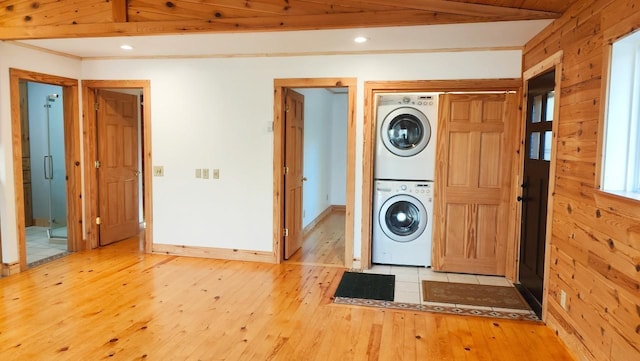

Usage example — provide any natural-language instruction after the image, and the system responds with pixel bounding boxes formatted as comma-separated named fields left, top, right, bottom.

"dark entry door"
left=518, top=70, right=555, bottom=312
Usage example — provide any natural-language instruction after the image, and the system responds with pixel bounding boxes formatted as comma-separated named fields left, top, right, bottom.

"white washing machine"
left=375, top=93, right=439, bottom=181
left=372, top=180, right=433, bottom=267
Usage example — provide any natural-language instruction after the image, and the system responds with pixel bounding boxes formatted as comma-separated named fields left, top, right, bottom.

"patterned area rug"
left=333, top=296, right=541, bottom=322
left=422, top=281, right=530, bottom=310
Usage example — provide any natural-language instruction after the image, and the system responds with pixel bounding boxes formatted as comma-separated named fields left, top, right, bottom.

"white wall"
left=297, top=88, right=332, bottom=228
left=296, top=88, right=347, bottom=228
left=0, top=45, right=521, bottom=263
left=0, top=42, right=81, bottom=264
left=81, top=50, right=522, bottom=257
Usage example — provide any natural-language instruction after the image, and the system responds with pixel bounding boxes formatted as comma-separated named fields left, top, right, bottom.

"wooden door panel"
left=98, top=90, right=139, bottom=246
left=478, top=132, right=502, bottom=188
left=433, top=93, right=517, bottom=276
left=447, top=132, right=472, bottom=186
left=476, top=204, right=499, bottom=258
left=444, top=204, right=466, bottom=256
left=482, top=100, right=506, bottom=122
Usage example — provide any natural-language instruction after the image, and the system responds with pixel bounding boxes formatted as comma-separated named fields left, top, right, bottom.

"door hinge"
left=96, top=217, right=101, bottom=225
left=285, top=104, right=290, bottom=112
left=283, top=228, right=289, bottom=237
left=95, top=160, right=101, bottom=168
left=94, top=102, right=99, bottom=111
left=283, top=166, right=289, bottom=175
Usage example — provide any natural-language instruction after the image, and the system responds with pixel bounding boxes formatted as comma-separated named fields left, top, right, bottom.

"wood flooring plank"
left=0, top=235, right=576, bottom=360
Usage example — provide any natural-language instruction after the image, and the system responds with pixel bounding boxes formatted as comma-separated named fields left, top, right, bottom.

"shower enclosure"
left=42, top=92, right=67, bottom=239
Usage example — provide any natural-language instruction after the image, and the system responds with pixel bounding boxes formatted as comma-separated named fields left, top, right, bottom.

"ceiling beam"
left=343, top=0, right=561, bottom=18
left=112, top=0, right=128, bottom=23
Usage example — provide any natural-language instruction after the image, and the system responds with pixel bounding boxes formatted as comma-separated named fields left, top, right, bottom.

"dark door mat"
left=334, top=272, right=395, bottom=301
left=422, top=281, right=530, bottom=310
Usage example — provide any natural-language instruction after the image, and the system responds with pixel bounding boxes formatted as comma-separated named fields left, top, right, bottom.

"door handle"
left=302, top=177, right=308, bottom=182
left=44, top=155, right=53, bottom=180
left=517, top=196, right=528, bottom=202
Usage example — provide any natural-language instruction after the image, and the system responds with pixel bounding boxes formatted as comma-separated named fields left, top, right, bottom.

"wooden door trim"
left=81, top=80, right=152, bottom=252
left=362, top=79, right=522, bottom=270
left=273, top=78, right=356, bottom=267
left=8, top=68, right=81, bottom=272
left=519, top=51, right=563, bottom=322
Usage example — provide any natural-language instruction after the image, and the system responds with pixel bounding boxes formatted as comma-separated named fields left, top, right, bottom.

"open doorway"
left=81, top=81, right=152, bottom=252
left=273, top=78, right=356, bottom=268
left=284, top=87, right=349, bottom=266
left=20, top=81, right=69, bottom=265
left=9, top=68, right=81, bottom=272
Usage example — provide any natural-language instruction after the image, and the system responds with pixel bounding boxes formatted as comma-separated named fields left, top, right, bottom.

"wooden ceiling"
left=0, top=0, right=574, bottom=40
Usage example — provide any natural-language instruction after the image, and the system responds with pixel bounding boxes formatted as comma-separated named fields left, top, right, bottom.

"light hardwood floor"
left=287, top=211, right=345, bottom=266
left=0, top=235, right=575, bottom=360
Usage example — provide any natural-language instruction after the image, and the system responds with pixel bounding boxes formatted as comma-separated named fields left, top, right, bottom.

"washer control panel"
left=378, top=93, right=437, bottom=107
left=376, top=181, right=433, bottom=194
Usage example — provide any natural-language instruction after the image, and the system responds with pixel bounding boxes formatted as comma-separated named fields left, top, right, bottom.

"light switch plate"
left=202, top=168, right=210, bottom=179
left=153, top=166, right=164, bottom=177
left=195, top=168, right=202, bottom=178
left=213, top=169, right=220, bottom=179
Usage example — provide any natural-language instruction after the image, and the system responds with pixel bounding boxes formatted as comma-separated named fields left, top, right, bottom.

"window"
left=601, top=29, right=640, bottom=199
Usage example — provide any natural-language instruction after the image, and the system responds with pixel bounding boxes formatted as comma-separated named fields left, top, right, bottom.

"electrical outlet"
left=202, top=168, right=210, bottom=179
left=560, top=289, right=567, bottom=309
left=153, top=166, right=164, bottom=177
left=213, top=169, right=220, bottom=179
left=195, top=168, right=202, bottom=178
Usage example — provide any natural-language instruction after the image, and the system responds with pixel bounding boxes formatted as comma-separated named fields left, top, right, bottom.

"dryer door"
left=379, top=194, right=427, bottom=242
left=380, top=107, right=431, bottom=157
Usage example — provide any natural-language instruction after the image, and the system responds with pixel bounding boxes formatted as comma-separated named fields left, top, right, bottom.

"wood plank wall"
left=523, top=1, right=640, bottom=361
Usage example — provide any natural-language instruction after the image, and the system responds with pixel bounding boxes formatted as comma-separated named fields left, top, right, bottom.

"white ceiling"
left=12, top=20, right=552, bottom=59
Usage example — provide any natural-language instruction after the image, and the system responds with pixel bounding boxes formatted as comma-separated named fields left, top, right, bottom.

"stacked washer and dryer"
left=372, top=93, right=439, bottom=267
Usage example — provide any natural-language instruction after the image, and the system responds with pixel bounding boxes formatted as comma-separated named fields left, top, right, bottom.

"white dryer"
left=372, top=180, right=433, bottom=267
left=375, top=93, right=439, bottom=181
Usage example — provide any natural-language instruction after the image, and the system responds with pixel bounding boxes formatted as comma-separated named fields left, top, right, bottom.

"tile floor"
left=26, top=226, right=68, bottom=265
left=363, top=264, right=532, bottom=315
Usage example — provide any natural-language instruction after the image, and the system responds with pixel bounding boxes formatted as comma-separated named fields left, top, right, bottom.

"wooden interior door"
left=519, top=71, right=555, bottom=306
left=433, top=93, right=517, bottom=275
left=283, top=89, right=304, bottom=259
left=97, top=90, right=139, bottom=246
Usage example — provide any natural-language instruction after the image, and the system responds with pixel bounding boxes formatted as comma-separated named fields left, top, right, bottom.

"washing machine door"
left=379, top=194, right=427, bottom=242
left=380, top=107, right=431, bottom=157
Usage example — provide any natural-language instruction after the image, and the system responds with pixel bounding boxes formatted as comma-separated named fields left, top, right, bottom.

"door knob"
left=302, top=177, right=308, bottom=181
left=517, top=196, right=528, bottom=202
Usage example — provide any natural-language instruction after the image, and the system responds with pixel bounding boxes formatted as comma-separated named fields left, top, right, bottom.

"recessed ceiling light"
left=354, top=36, right=368, bottom=44
left=120, top=44, right=134, bottom=50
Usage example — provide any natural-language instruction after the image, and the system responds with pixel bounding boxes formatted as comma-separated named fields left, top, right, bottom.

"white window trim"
left=601, top=29, right=640, bottom=198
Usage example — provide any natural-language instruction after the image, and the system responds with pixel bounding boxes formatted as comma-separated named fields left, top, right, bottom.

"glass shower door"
left=45, top=94, right=67, bottom=239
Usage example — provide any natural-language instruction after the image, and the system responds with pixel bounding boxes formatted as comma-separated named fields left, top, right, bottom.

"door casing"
left=82, top=80, right=153, bottom=252
left=273, top=78, right=356, bottom=267
left=8, top=68, right=81, bottom=272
